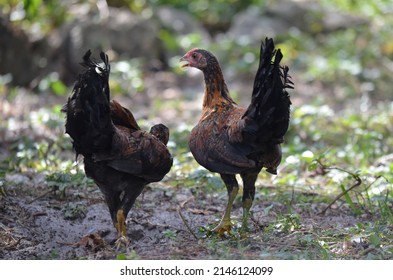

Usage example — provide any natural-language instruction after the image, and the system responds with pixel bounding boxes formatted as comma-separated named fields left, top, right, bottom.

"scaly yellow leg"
left=212, top=186, right=239, bottom=236
left=240, top=172, right=257, bottom=234
left=114, top=209, right=129, bottom=248
left=241, top=198, right=253, bottom=233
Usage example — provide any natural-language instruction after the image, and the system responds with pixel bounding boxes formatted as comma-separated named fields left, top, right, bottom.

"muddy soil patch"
left=0, top=179, right=379, bottom=260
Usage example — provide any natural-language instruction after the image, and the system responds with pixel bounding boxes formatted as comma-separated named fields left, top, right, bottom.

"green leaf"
left=340, top=184, right=361, bottom=215
left=24, top=0, right=42, bottom=19
left=308, top=161, right=318, bottom=171
left=50, top=80, right=67, bottom=96
left=369, top=234, right=381, bottom=247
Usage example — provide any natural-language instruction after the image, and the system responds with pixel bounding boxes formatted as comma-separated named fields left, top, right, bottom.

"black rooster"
left=63, top=51, right=173, bottom=245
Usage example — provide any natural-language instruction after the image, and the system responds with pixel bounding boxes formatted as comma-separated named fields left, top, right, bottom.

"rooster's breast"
left=188, top=112, right=255, bottom=174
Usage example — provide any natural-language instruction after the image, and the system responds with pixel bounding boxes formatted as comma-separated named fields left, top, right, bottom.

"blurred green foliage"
left=1, top=0, right=392, bottom=101
left=110, top=0, right=264, bottom=32
left=0, top=0, right=69, bottom=32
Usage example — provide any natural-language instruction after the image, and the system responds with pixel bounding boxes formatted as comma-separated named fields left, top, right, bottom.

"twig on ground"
left=0, top=222, right=23, bottom=248
left=177, top=206, right=199, bottom=240
left=129, top=217, right=184, bottom=232
left=316, top=159, right=362, bottom=215
left=28, top=188, right=55, bottom=204
left=364, top=175, right=387, bottom=192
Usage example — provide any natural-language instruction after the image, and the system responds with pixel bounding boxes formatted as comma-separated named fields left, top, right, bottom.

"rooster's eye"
left=192, top=53, right=197, bottom=59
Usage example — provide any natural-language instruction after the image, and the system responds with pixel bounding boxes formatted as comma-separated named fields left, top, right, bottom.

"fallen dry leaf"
left=188, top=208, right=211, bottom=215
left=78, top=233, right=106, bottom=251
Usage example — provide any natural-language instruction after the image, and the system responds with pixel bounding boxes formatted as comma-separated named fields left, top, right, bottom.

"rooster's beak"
left=179, top=56, right=189, bottom=68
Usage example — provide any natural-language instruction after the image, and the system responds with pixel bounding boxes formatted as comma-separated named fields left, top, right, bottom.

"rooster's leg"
left=212, top=174, right=239, bottom=235
left=240, top=172, right=258, bottom=233
left=113, top=186, right=144, bottom=248
left=115, top=209, right=127, bottom=237
left=114, top=209, right=129, bottom=248
left=103, top=194, right=128, bottom=247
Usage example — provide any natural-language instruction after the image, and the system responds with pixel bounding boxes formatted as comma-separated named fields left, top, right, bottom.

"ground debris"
left=0, top=222, right=22, bottom=249
left=58, top=233, right=107, bottom=252
left=0, top=175, right=389, bottom=259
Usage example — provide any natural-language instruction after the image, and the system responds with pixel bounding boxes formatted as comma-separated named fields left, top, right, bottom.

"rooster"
left=180, top=38, right=293, bottom=234
left=63, top=51, right=173, bottom=245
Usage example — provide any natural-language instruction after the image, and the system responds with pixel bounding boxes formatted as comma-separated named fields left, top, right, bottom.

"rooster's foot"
left=211, top=221, right=232, bottom=237
left=114, top=235, right=130, bottom=250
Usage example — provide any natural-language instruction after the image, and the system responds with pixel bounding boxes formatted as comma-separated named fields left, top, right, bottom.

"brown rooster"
left=180, top=38, right=293, bottom=234
left=63, top=51, right=173, bottom=245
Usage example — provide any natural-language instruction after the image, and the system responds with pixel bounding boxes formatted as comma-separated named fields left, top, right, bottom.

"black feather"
left=63, top=50, right=114, bottom=156
left=243, top=37, right=293, bottom=143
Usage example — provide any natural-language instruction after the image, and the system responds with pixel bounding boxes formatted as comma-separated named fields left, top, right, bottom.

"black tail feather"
left=243, top=37, right=292, bottom=143
left=282, top=65, right=294, bottom=89
left=63, top=50, right=114, bottom=156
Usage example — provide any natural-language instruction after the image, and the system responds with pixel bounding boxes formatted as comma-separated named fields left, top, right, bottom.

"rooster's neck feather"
left=202, top=59, right=235, bottom=108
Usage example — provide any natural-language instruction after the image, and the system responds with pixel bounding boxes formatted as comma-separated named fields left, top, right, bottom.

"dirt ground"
left=0, top=172, right=375, bottom=260
left=0, top=173, right=210, bottom=259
